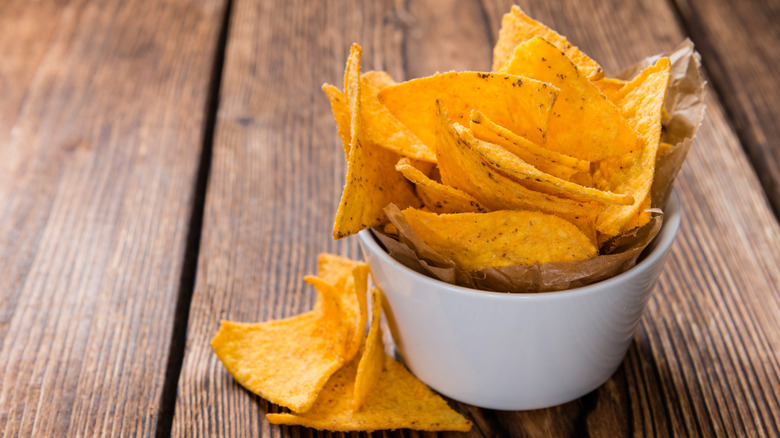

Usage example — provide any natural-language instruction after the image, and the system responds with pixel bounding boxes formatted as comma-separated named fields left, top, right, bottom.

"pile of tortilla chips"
left=325, top=5, right=704, bottom=291
left=212, top=254, right=472, bottom=432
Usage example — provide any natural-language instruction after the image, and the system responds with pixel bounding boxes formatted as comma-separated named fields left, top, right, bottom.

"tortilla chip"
left=351, top=287, right=384, bottom=410
left=595, top=58, right=672, bottom=237
left=359, top=71, right=436, bottom=162
left=333, top=44, right=421, bottom=239
left=458, top=124, right=633, bottom=206
left=322, top=84, right=352, bottom=160
left=492, top=5, right=603, bottom=80
left=377, top=71, right=558, bottom=149
left=402, top=207, right=598, bottom=270
left=436, top=101, right=600, bottom=241
left=211, top=278, right=347, bottom=413
left=593, top=77, right=627, bottom=103
left=267, top=352, right=472, bottom=432
left=501, top=37, right=641, bottom=161
left=396, top=158, right=487, bottom=214
left=470, top=109, right=589, bottom=180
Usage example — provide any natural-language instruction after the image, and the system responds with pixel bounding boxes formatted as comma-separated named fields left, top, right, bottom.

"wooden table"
left=1, top=0, right=779, bottom=436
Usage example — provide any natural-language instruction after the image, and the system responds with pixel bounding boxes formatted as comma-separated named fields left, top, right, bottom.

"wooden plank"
left=173, top=0, right=780, bottom=436
left=670, top=0, right=780, bottom=217
left=0, top=0, right=226, bottom=435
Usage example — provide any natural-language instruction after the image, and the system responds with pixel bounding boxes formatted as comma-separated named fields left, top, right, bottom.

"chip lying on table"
left=212, top=254, right=472, bottom=432
left=322, top=4, right=677, bottom=279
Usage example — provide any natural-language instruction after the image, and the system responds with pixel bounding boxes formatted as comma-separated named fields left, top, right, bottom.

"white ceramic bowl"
left=358, top=191, right=680, bottom=410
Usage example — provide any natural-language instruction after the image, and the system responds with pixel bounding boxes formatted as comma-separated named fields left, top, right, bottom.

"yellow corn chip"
left=267, top=353, right=472, bottom=432
left=593, top=77, right=627, bottom=103
left=436, top=101, right=600, bottom=241
left=470, top=109, right=589, bottom=180
left=459, top=124, right=633, bottom=206
left=333, top=44, right=421, bottom=239
left=211, top=279, right=347, bottom=413
left=492, top=5, right=603, bottom=80
left=377, top=71, right=559, bottom=148
left=351, top=287, right=384, bottom=410
left=322, top=84, right=352, bottom=160
left=501, top=37, right=641, bottom=161
left=402, top=207, right=597, bottom=270
left=396, top=158, right=487, bottom=214
left=595, top=57, right=672, bottom=237
left=360, top=71, right=436, bottom=162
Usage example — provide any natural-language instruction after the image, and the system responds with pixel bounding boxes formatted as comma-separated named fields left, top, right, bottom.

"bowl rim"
left=358, top=190, right=681, bottom=302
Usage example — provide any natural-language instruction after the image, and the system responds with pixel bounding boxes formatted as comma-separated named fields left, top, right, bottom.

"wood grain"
left=0, top=0, right=226, bottom=435
left=173, top=0, right=780, bottom=436
left=671, top=0, right=780, bottom=218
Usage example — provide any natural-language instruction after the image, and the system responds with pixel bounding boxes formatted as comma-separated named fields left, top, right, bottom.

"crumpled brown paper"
left=372, top=39, right=706, bottom=293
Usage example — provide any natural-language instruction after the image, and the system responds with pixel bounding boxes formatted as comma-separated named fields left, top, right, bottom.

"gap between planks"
left=154, top=0, right=235, bottom=436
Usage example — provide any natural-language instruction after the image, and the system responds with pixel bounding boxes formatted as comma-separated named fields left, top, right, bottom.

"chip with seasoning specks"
left=330, top=44, right=421, bottom=240
left=401, top=207, right=598, bottom=271
left=501, top=36, right=641, bottom=161
left=378, top=71, right=559, bottom=148
left=492, top=5, right=604, bottom=80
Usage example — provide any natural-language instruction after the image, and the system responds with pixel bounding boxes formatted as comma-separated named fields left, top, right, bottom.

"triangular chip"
left=396, top=158, right=487, bottom=214
left=211, top=278, right=347, bottom=413
left=435, top=101, right=600, bottom=241
left=322, top=84, right=352, bottom=160
left=402, top=207, right=597, bottom=270
left=501, top=36, right=641, bottom=161
left=492, top=5, right=603, bottom=80
left=267, top=287, right=472, bottom=432
left=332, top=44, right=421, bottom=239
left=595, top=58, right=672, bottom=237
left=377, top=71, right=559, bottom=148
left=470, top=109, right=588, bottom=180
left=459, top=126, right=634, bottom=206
left=360, top=71, right=436, bottom=162
left=351, top=287, right=384, bottom=410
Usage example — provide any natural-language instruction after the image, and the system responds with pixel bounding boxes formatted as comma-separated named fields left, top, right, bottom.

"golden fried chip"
left=267, top=353, right=471, bottom=432
left=396, top=158, right=487, bottom=214
left=377, top=71, right=558, bottom=149
left=322, top=84, right=351, bottom=160
left=435, top=101, right=600, bottom=241
left=501, top=37, right=641, bottom=161
left=492, top=5, right=603, bottom=80
left=211, top=279, right=347, bottom=413
left=595, top=57, right=672, bottom=237
left=470, top=109, right=589, bottom=181
left=360, top=71, right=436, bottom=162
left=351, top=287, right=384, bottom=410
left=333, top=44, right=421, bottom=239
left=460, top=125, right=633, bottom=206
left=402, top=208, right=597, bottom=270
left=593, top=77, right=627, bottom=103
